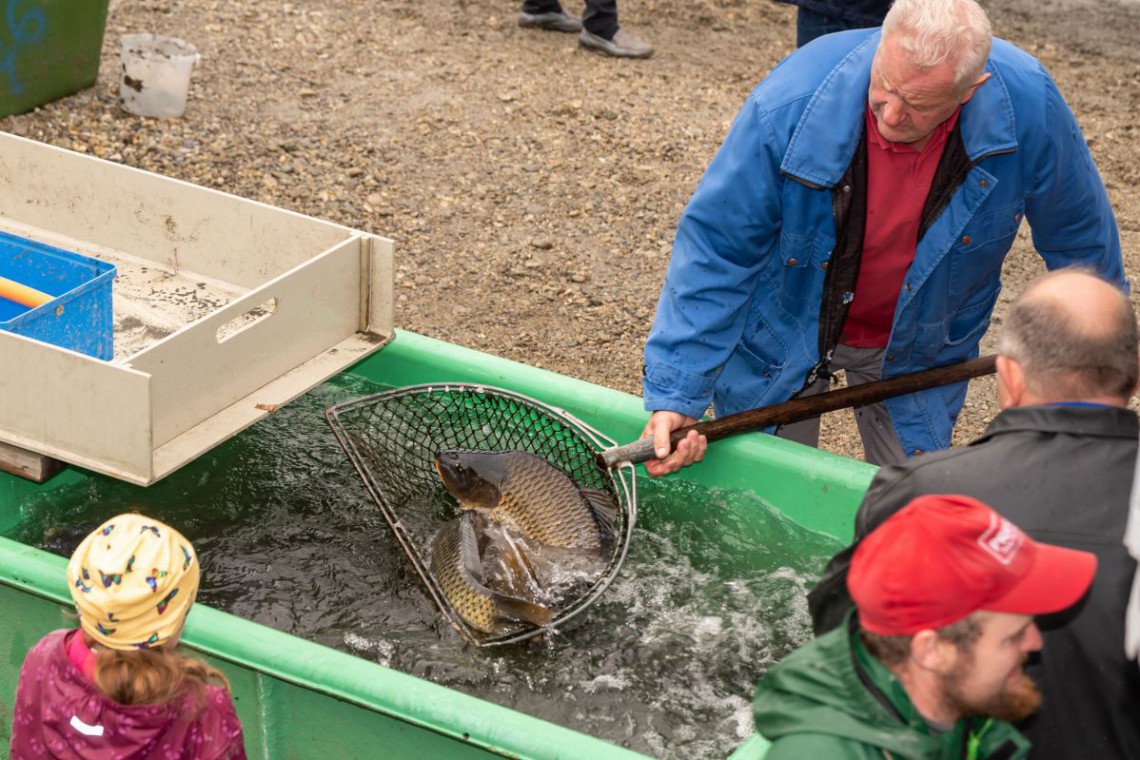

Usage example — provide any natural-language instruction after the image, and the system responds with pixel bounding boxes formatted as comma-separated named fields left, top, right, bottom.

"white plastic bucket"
left=119, top=34, right=199, bottom=118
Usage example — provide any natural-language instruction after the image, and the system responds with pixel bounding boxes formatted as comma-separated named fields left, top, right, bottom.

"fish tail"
left=495, top=594, right=555, bottom=627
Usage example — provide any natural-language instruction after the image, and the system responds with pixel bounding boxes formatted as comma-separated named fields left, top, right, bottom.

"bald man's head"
left=997, top=269, right=1138, bottom=403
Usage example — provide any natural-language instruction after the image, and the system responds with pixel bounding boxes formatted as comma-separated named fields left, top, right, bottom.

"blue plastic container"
left=0, top=232, right=116, bottom=360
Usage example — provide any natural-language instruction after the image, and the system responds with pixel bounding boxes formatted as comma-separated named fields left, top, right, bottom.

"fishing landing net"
left=325, top=383, right=637, bottom=647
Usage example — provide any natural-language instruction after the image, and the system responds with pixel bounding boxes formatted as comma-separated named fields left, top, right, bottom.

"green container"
left=0, top=330, right=876, bottom=758
left=0, top=0, right=110, bottom=117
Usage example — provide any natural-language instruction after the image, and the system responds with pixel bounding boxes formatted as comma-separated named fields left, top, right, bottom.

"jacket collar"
left=781, top=31, right=1018, bottom=187
left=848, top=613, right=925, bottom=730
left=976, top=404, right=1139, bottom=445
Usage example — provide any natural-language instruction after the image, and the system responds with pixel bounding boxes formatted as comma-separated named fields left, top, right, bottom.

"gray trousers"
left=775, top=343, right=906, bottom=466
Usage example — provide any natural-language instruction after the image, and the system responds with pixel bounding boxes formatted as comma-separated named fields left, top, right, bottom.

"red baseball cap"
left=848, top=494, right=1097, bottom=636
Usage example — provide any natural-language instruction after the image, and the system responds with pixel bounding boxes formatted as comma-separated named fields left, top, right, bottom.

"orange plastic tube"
left=0, top=275, right=52, bottom=308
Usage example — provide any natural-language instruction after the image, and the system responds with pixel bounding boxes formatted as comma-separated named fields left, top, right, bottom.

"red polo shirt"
left=841, top=104, right=962, bottom=348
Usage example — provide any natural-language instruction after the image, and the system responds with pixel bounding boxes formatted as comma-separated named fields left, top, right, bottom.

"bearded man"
left=752, top=494, right=1096, bottom=758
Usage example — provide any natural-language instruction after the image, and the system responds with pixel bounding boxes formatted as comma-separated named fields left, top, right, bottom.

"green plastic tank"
left=0, top=0, right=110, bottom=117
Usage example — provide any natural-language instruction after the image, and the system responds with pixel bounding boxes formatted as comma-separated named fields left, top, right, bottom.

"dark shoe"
left=578, top=28, right=654, bottom=58
left=518, top=11, right=582, bottom=32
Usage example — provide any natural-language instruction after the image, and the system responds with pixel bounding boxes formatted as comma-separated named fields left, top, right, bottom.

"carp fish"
left=434, top=449, right=617, bottom=557
left=429, top=510, right=554, bottom=635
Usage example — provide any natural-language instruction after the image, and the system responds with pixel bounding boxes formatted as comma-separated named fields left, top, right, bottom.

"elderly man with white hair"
left=639, top=0, right=1125, bottom=475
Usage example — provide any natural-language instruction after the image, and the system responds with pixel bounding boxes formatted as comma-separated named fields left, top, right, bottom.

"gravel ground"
left=5, top=0, right=1139, bottom=459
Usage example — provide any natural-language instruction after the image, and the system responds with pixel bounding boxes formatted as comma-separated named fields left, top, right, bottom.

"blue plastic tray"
left=0, top=232, right=116, bottom=360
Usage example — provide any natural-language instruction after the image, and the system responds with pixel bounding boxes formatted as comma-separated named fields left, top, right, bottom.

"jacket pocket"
left=776, top=229, right=832, bottom=321
left=721, top=302, right=789, bottom=411
left=777, top=228, right=833, bottom=269
left=948, top=204, right=1024, bottom=297
left=944, top=283, right=1001, bottom=348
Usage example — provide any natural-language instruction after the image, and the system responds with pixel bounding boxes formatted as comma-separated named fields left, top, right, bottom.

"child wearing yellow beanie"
left=10, top=513, right=246, bottom=758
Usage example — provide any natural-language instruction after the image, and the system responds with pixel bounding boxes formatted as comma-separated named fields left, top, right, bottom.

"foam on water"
left=12, top=375, right=844, bottom=759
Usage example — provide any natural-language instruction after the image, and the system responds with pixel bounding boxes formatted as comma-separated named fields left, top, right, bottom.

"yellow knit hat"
left=67, top=513, right=199, bottom=651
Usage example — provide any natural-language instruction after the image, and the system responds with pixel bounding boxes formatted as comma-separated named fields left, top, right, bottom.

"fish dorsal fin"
left=494, top=595, right=554, bottom=627
left=581, top=488, right=618, bottom=545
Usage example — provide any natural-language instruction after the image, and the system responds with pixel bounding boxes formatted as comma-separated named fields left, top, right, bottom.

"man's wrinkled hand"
left=641, top=411, right=707, bottom=477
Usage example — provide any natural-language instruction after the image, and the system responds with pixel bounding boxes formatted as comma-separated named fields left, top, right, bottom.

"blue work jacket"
left=643, top=29, right=1124, bottom=456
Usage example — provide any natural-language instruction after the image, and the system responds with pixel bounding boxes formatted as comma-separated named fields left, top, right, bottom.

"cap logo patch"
left=978, top=514, right=1023, bottom=565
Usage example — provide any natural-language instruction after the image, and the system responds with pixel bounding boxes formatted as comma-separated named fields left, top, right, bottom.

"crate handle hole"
left=216, top=298, right=278, bottom=343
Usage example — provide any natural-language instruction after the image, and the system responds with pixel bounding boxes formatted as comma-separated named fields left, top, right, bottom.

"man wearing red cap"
left=753, top=494, right=1096, bottom=758
left=808, top=268, right=1140, bottom=758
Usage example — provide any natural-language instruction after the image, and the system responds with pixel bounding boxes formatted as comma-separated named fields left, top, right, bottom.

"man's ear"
left=959, top=72, right=991, bottom=104
left=909, top=629, right=958, bottom=674
left=995, top=355, right=1024, bottom=409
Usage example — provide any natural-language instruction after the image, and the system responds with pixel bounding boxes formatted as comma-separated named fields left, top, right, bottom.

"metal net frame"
left=326, top=383, right=637, bottom=646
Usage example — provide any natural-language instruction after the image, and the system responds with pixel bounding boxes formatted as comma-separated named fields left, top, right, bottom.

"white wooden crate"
left=0, top=133, right=393, bottom=485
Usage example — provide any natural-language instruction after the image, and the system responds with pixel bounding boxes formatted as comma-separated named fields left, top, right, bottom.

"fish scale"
left=431, top=517, right=500, bottom=633
left=483, top=452, right=609, bottom=553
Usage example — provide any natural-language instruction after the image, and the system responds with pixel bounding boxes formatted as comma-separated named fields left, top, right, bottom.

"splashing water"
left=10, top=375, right=844, bottom=759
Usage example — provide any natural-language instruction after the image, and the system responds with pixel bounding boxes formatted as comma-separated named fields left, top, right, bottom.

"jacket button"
left=904, top=282, right=912, bottom=292
left=979, top=180, right=987, bottom=188
left=962, top=235, right=972, bottom=245
left=821, top=261, right=829, bottom=270
left=913, top=449, right=923, bottom=456
left=887, top=353, right=896, bottom=361
left=1014, top=213, right=1022, bottom=222
left=787, top=257, right=798, bottom=266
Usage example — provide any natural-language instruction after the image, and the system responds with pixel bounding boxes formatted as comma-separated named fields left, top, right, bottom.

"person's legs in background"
left=794, top=4, right=889, bottom=47
left=581, top=0, right=619, bottom=38
left=795, top=6, right=851, bottom=47
left=520, top=0, right=582, bottom=32
left=578, top=0, right=654, bottom=58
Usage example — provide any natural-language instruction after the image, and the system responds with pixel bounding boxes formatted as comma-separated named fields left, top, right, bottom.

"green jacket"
left=753, top=613, right=1029, bottom=759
